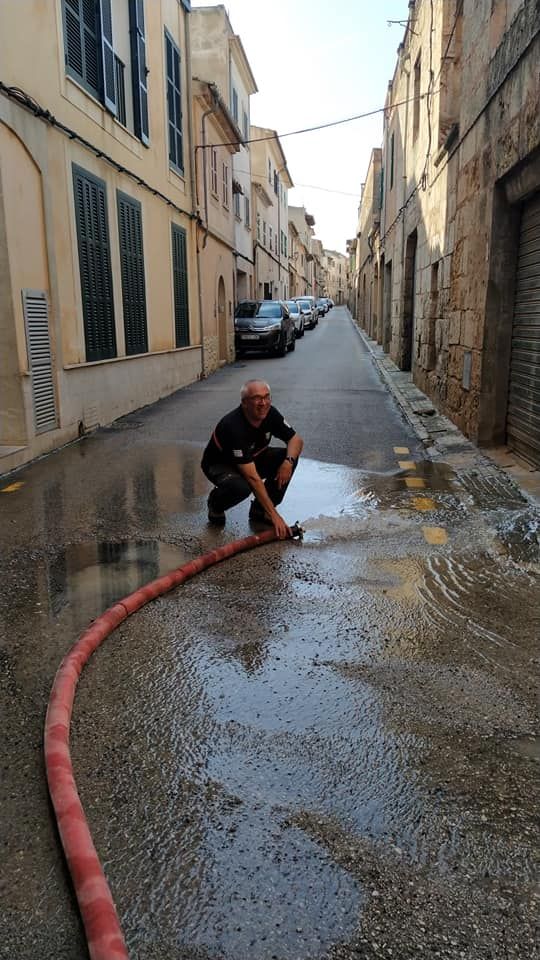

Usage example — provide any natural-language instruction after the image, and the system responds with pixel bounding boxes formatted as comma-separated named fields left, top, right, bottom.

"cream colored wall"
left=0, top=0, right=204, bottom=473
left=192, top=94, right=236, bottom=370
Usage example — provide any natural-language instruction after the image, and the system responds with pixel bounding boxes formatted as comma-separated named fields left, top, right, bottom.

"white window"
left=222, top=163, right=229, bottom=207
left=210, top=149, right=218, bottom=195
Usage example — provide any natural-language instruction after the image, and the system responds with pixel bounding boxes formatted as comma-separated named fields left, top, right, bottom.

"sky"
left=192, top=0, right=410, bottom=253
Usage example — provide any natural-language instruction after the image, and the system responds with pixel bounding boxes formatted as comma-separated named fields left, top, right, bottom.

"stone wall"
left=370, top=0, right=540, bottom=446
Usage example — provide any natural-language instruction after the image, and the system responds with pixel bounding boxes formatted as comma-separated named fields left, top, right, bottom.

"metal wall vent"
left=22, top=289, right=58, bottom=435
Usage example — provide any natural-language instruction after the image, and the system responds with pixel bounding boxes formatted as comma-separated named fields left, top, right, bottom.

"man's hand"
left=272, top=511, right=291, bottom=540
left=276, top=459, right=293, bottom=490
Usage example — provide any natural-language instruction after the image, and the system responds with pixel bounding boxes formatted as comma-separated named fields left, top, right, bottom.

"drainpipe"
left=186, top=15, right=208, bottom=380
left=194, top=87, right=218, bottom=378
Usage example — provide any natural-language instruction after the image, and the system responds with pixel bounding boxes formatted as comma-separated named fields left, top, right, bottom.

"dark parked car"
left=234, top=300, right=296, bottom=357
left=295, top=297, right=318, bottom=329
left=316, top=297, right=329, bottom=316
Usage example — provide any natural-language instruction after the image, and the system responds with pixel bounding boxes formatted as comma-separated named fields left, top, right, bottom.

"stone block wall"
left=372, top=0, right=540, bottom=446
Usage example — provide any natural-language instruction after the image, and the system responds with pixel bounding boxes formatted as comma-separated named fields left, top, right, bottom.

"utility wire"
left=198, top=89, right=438, bottom=150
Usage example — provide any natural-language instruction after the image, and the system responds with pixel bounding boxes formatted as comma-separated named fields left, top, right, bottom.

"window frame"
left=165, top=29, right=184, bottom=175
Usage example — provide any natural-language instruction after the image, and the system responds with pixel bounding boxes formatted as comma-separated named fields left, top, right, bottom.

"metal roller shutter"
left=507, top=191, right=540, bottom=468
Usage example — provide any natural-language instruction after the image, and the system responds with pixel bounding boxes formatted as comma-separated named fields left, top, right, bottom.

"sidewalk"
left=351, top=315, right=540, bottom=510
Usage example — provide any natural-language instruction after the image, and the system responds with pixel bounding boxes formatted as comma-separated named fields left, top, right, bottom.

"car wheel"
left=287, top=333, right=295, bottom=352
left=275, top=332, right=287, bottom=357
left=298, top=323, right=305, bottom=338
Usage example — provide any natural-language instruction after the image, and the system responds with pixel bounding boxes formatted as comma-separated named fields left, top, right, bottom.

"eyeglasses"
left=247, top=393, right=271, bottom=403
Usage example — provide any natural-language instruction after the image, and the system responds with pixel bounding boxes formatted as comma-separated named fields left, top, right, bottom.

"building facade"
left=288, top=206, right=316, bottom=296
left=0, top=0, right=199, bottom=475
left=190, top=5, right=258, bottom=305
left=191, top=79, right=241, bottom=372
left=324, top=250, right=348, bottom=304
left=251, top=126, right=293, bottom=300
left=353, top=0, right=540, bottom=466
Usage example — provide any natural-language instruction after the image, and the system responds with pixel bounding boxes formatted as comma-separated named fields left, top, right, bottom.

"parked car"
left=316, top=297, right=329, bottom=316
left=234, top=300, right=295, bottom=357
left=298, top=294, right=320, bottom=322
left=294, top=297, right=318, bottom=329
left=285, top=300, right=305, bottom=338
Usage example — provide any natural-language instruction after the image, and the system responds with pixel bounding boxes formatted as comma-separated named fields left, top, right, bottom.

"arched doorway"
left=217, top=276, right=227, bottom=362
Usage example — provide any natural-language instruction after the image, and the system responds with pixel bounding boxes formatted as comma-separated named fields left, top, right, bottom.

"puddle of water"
left=47, top=540, right=189, bottom=627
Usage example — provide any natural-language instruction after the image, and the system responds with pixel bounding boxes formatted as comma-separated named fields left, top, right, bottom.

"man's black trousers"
left=204, top=448, right=296, bottom=513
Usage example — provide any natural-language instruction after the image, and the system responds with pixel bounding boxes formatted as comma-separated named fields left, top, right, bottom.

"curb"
left=349, top=312, right=540, bottom=510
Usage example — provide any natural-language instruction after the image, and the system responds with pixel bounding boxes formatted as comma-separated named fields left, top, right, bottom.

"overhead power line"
left=198, top=89, right=438, bottom=150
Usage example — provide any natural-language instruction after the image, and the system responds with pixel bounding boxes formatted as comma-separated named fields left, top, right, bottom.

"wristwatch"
left=285, top=455, right=296, bottom=466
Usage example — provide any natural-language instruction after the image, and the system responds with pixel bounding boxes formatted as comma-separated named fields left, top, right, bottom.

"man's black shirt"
left=201, top=405, right=296, bottom=472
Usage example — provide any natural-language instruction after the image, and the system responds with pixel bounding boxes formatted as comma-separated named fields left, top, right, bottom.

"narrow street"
left=0, top=308, right=538, bottom=960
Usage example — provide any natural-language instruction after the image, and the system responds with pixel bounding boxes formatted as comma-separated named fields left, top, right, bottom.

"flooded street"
left=0, top=311, right=538, bottom=959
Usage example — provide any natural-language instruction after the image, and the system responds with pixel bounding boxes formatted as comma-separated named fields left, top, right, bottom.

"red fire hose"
left=44, top=524, right=302, bottom=960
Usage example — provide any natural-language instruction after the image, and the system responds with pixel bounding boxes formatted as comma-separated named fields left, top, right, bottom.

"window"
left=413, top=53, right=421, bottom=141
left=232, top=88, right=238, bottom=123
left=210, top=149, right=218, bottom=195
left=171, top=224, right=189, bottom=347
left=245, top=196, right=250, bottom=227
left=130, top=0, right=149, bottom=144
left=62, top=1, right=148, bottom=143
left=390, top=131, right=395, bottom=189
left=63, top=0, right=102, bottom=101
left=166, top=30, right=183, bottom=173
left=269, top=225, right=273, bottom=249
left=243, top=110, right=248, bottom=141
left=274, top=171, right=279, bottom=195
left=117, top=192, right=148, bottom=355
left=262, top=220, right=267, bottom=245
left=268, top=159, right=272, bottom=183
left=257, top=212, right=261, bottom=240
left=114, top=54, right=126, bottom=125
left=222, top=163, right=229, bottom=207
left=72, top=164, right=116, bottom=362
left=234, top=192, right=241, bottom=217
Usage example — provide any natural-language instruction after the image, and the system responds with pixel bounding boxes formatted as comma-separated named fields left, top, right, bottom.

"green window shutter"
left=63, top=0, right=100, bottom=97
left=73, top=165, right=117, bottom=362
left=129, top=0, right=149, bottom=145
left=172, top=225, right=189, bottom=347
left=165, top=32, right=183, bottom=173
left=99, top=0, right=117, bottom=114
left=117, top=192, right=148, bottom=355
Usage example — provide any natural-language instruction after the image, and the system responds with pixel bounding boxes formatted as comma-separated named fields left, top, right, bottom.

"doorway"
left=217, top=276, right=227, bottom=362
left=402, top=229, right=417, bottom=371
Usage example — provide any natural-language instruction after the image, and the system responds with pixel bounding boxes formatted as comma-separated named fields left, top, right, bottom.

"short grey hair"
left=240, top=379, right=271, bottom=401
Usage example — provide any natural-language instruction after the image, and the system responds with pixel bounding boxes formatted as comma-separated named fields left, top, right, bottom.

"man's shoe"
left=207, top=494, right=225, bottom=526
left=248, top=501, right=272, bottom=525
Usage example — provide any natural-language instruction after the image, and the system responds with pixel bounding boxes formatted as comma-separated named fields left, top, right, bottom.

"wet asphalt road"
left=0, top=308, right=539, bottom=960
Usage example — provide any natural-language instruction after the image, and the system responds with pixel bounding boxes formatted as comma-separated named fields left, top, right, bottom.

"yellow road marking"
left=1, top=482, right=24, bottom=493
left=394, top=446, right=409, bottom=454
left=411, top=496, right=437, bottom=511
left=405, top=476, right=425, bottom=489
left=398, top=460, right=416, bottom=470
left=422, top=526, right=448, bottom=545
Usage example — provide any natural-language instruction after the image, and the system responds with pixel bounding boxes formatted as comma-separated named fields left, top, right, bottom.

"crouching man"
left=201, top=379, right=303, bottom=539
